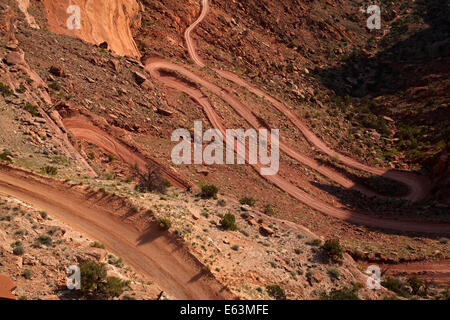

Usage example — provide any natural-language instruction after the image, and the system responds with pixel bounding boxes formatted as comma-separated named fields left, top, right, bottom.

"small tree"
left=80, top=261, right=108, bottom=296
left=134, top=164, right=171, bottom=194
left=239, top=197, right=256, bottom=207
left=80, top=261, right=127, bottom=298
left=266, top=285, right=286, bottom=300
left=220, top=213, right=237, bottom=231
left=322, top=239, right=343, bottom=262
left=200, top=184, right=219, bottom=199
left=104, top=277, right=127, bottom=298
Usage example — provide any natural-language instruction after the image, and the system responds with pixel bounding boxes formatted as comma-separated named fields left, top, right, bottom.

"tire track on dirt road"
left=183, top=0, right=430, bottom=203
left=0, top=165, right=232, bottom=300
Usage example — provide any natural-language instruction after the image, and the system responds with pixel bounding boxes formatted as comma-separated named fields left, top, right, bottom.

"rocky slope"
left=0, top=0, right=448, bottom=300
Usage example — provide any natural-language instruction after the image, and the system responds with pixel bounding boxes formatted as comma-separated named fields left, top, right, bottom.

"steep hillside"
left=0, top=0, right=449, bottom=300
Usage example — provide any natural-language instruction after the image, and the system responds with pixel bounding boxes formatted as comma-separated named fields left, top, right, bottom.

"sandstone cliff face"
left=41, top=0, right=141, bottom=58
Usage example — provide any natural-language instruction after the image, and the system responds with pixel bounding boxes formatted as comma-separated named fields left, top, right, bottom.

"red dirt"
left=63, top=115, right=192, bottom=189
left=0, top=165, right=232, bottom=300
left=143, top=0, right=449, bottom=235
left=360, top=260, right=450, bottom=285
left=0, top=274, right=16, bottom=300
left=145, top=59, right=450, bottom=234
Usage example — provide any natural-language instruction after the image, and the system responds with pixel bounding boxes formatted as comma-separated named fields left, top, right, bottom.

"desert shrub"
left=322, top=239, right=343, bottom=262
left=328, top=268, right=340, bottom=279
left=200, top=184, right=219, bottom=199
left=80, top=262, right=125, bottom=298
left=41, top=166, right=58, bottom=176
left=407, top=277, right=424, bottom=296
left=217, top=199, right=227, bottom=207
left=48, top=81, right=62, bottom=91
left=35, top=234, right=52, bottom=246
left=104, top=171, right=116, bottom=180
left=157, top=218, right=172, bottom=231
left=306, top=239, right=322, bottom=246
left=104, top=276, right=128, bottom=298
left=239, top=197, right=256, bottom=207
left=39, top=211, right=48, bottom=219
left=23, top=103, right=39, bottom=116
left=0, top=82, right=13, bottom=97
left=13, top=244, right=25, bottom=256
left=107, top=154, right=115, bottom=162
left=381, top=277, right=410, bottom=298
left=107, top=254, right=124, bottom=268
left=266, top=285, right=286, bottom=300
left=263, top=204, right=276, bottom=216
left=220, top=213, right=237, bottom=231
left=231, top=245, right=239, bottom=251
left=321, top=287, right=360, bottom=300
left=90, top=241, right=105, bottom=249
left=134, top=164, right=170, bottom=194
left=22, top=269, right=32, bottom=279
left=0, top=150, right=13, bottom=163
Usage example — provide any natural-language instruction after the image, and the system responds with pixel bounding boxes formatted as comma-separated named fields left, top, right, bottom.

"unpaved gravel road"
left=0, top=165, right=232, bottom=300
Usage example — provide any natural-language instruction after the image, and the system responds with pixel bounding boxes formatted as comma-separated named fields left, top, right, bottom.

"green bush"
left=0, top=150, right=13, bottom=163
left=157, top=218, right=172, bottom=231
left=39, top=211, right=48, bottom=219
left=41, top=166, right=58, bottom=176
left=263, top=204, right=276, bottom=216
left=200, top=184, right=219, bottom=199
left=135, top=164, right=171, bottom=194
left=35, top=234, right=52, bottom=247
left=328, top=268, right=340, bottom=279
left=22, top=269, right=32, bottom=279
left=239, top=197, right=256, bottom=207
left=382, top=277, right=410, bottom=298
left=104, top=276, right=128, bottom=298
left=0, top=82, right=13, bottom=97
left=217, top=199, right=227, bottom=207
left=306, top=239, right=322, bottom=246
left=322, top=239, right=343, bottom=262
left=220, top=213, right=237, bottom=231
left=23, top=103, right=40, bottom=117
left=90, top=241, right=105, bottom=249
left=407, top=277, right=424, bottom=295
left=266, top=285, right=286, bottom=300
left=13, top=244, right=25, bottom=256
left=321, top=287, right=360, bottom=300
left=80, top=262, right=126, bottom=298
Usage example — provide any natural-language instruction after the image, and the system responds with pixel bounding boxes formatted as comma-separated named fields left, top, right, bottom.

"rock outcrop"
left=42, top=0, right=141, bottom=58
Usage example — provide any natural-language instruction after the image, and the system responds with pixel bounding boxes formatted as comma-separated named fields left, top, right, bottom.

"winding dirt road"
left=183, top=0, right=429, bottom=203
left=143, top=1, right=450, bottom=234
left=0, top=165, right=231, bottom=300
left=146, top=59, right=450, bottom=235
left=63, top=116, right=192, bottom=189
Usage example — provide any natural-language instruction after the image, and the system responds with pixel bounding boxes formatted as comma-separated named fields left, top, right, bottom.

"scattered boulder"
left=49, top=65, right=65, bottom=77
left=4, top=51, right=25, bottom=66
left=259, top=225, right=275, bottom=236
left=156, top=107, right=174, bottom=117
left=196, top=168, right=209, bottom=176
left=108, top=59, right=121, bottom=72
left=133, top=71, right=147, bottom=85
